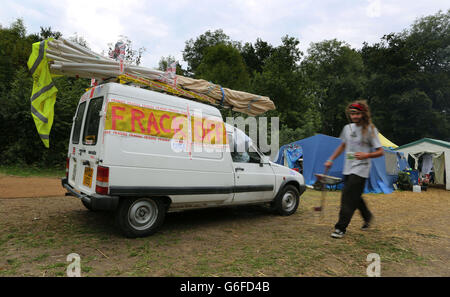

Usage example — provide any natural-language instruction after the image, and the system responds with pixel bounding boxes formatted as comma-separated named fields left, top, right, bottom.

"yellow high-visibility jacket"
left=27, top=39, right=58, bottom=148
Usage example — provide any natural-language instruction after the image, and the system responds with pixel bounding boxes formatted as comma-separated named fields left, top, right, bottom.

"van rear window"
left=71, top=101, right=86, bottom=144
left=82, top=97, right=104, bottom=146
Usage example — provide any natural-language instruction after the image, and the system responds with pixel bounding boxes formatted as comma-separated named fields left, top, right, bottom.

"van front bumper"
left=61, top=178, right=119, bottom=211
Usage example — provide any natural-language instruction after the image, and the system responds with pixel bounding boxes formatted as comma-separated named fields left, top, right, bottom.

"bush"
left=397, top=171, right=413, bottom=191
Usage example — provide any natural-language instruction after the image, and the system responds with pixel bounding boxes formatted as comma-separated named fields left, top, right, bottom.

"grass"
left=32, top=253, right=50, bottom=262
left=0, top=258, right=22, bottom=276
left=0, top=184, right=448, bottom=276
left=0, top=214, right=431, bottom=277
left=0, top=165, right=64, bottom=178
left=39, top=262, right=66, bottom=270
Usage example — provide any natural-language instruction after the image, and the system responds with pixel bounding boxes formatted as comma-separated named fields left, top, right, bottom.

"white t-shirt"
left=339, top=123, right=382, bottom=178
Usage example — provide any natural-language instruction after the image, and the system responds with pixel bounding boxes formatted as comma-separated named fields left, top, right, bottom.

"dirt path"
left=0, top=175, right=65, bottom=198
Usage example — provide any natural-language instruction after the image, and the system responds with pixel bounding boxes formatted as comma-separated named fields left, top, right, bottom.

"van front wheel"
left=272, top=185, right=300, bottom=216
left=116, top=197, right=166, bottom=238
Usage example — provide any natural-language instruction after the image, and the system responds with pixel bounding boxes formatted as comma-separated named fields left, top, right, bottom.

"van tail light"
left=95, top=166, right=109, bottom=195
left=66, top=157, right=70, bottom=178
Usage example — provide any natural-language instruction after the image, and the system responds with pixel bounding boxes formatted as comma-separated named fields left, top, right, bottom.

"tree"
left=39, top=26, right=62, bottom=39
left=407, top=10, right=450, bottom=74
left=0, top=19, right=39, bottom=98
left=373, top=90, right=436, bottom=143
left=183, top=29, right=233, bottom=75
left=361, top=10, right=450, bottom=144
left=241, top=38, right=274, bottom=77
left=302, top=39, right=366, bottom=136
left=250, top=35, right=321, bottom=137
left=157, top=55, right=185, bottom=75
left=406, top=10, right=450, bottom=122
left=196, top=44, right=250, bottom=91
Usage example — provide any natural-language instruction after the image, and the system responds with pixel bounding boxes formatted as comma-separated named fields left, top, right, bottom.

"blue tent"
left=275, top=134, right=407, bottom=194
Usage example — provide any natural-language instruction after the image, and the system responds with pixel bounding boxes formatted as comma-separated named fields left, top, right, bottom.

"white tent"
left=395, top=138, right=450, bottom=190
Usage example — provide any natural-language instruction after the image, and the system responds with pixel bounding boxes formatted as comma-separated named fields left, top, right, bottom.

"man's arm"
left=354, top=147, right=384, bottom=160
left=324, top=142, right=346, bottom=170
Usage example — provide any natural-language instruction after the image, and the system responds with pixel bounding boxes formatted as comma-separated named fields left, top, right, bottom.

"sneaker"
left=361, top=217, right=374, bottom=231
left=361, top=222, right=370, bottom=231
left=331, top=229, right=345, bottom=239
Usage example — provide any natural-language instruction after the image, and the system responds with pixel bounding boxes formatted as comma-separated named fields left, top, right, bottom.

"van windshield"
left=82, top=97, right=104, bottom=146
left=71, top=101, right=86, bottom=144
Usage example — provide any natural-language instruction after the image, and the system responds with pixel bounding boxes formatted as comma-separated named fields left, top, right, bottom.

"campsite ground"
left=0, top=173, right=449, bottom=277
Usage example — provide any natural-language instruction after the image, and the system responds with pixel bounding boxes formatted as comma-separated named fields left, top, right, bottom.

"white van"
left=62, top=83, right=306, bottom=237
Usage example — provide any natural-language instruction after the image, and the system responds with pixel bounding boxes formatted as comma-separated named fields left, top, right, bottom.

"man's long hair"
left=345, top=100, right=375, bottom=137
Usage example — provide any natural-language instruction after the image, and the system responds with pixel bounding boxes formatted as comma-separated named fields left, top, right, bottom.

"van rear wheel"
left=272, top=185, right=300, bottom=216
left=116, top=197, right=166, bottom=238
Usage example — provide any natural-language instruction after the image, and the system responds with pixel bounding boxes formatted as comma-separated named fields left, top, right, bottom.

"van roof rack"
left=43, top=38, right=276, bottom=116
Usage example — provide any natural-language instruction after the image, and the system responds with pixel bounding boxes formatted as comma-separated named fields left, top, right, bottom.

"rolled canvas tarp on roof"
left=176, top=76, right=275, bottom=116
left=45, top=38, right=276, bottom=116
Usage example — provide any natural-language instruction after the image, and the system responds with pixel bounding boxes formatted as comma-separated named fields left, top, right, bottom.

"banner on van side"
left=104, top=100, right=227, bottom=147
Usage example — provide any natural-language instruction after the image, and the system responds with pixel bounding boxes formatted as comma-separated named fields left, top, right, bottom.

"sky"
left=0, top=0, right=448, bottom=69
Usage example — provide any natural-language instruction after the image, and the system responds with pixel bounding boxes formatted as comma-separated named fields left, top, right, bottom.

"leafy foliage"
left=196, top=43, right=250, bottom=91
left=182, top=29, right=233, bottom=75
left=361, top=9, right=450, bottom=144
left=157, top=55, right=185, bottom=75
left=302, top=39, right=366, bottom=136
left=397, top=171, right=413, bottom=191
left=241, top=38, right=275, bottom=77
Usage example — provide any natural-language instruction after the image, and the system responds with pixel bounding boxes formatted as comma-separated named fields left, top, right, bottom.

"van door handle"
left=235, top=167, right=244, bottom=172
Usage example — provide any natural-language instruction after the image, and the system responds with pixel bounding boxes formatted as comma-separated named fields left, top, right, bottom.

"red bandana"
left=349, top=103, right=365, bottom=111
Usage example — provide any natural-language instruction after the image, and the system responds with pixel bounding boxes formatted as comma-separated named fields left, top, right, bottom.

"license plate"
left=83, top=167, right=93, bottom=187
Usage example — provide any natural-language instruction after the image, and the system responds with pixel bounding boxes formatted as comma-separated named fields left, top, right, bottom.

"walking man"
left=324, top=100, right=384, bottom=239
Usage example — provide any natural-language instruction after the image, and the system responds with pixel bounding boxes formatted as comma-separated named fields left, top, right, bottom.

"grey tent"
left=395, top=138, right=450, bottom=190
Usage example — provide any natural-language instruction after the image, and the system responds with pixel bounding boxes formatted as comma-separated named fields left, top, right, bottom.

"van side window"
left=229, top=130, right=261, bottom=164
left=231, top=145, right=261, bottom=164
left=82, top=97, right=104, bottom=146
left=71, top=102, right=87, bottom=144
left=232, top=151, right=261, bottom=163
left=247, top=149, right=261, bottom=163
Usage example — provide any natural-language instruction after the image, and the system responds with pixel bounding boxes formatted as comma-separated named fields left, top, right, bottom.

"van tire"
left=272, top=185, right=300, bottom=216
left=116, top=197, right=166, bottom=238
